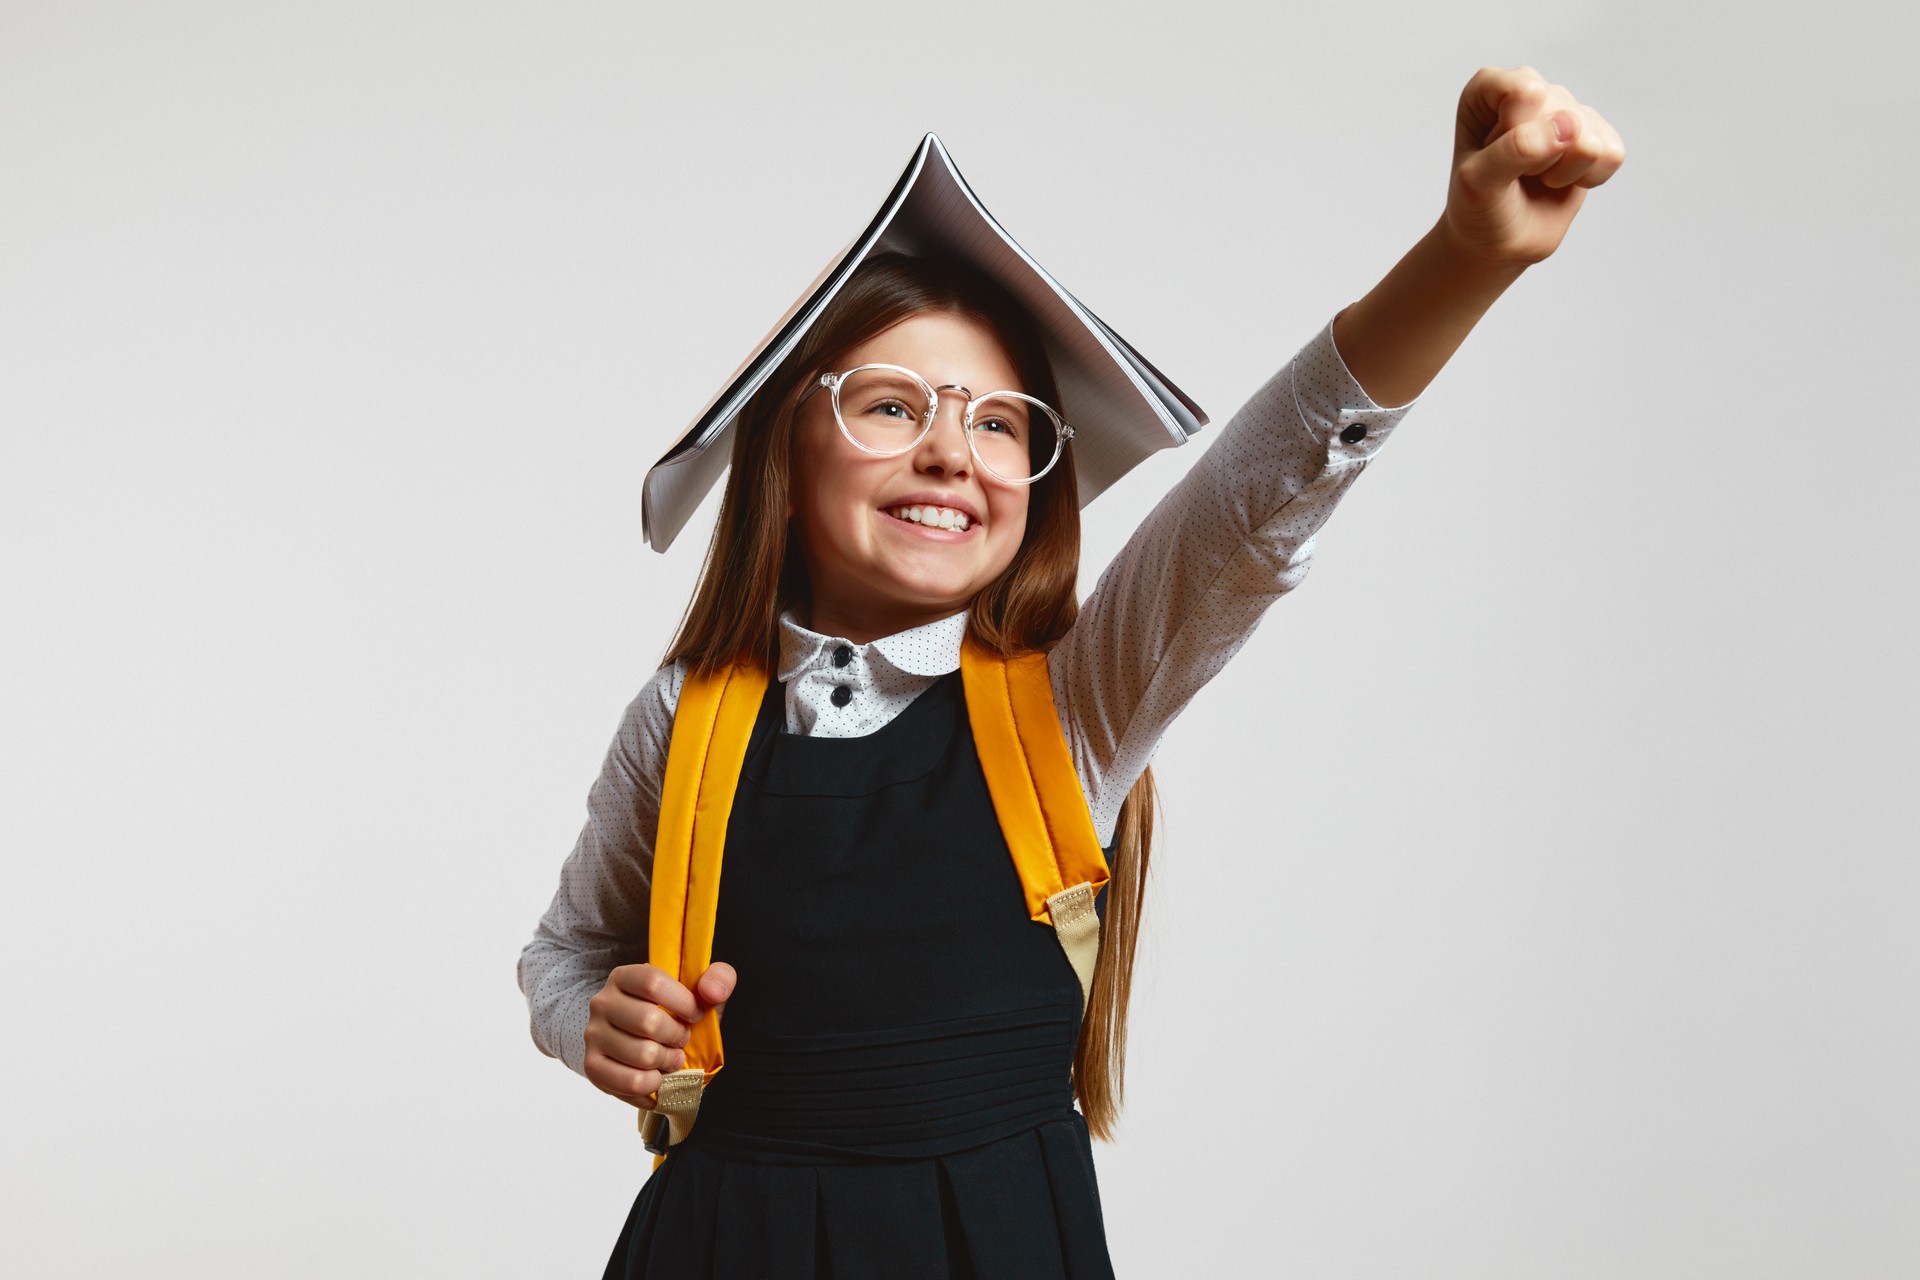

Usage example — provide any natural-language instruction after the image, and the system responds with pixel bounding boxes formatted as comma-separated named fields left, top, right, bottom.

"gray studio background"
left=4, top=1, right=1915, bottom=1276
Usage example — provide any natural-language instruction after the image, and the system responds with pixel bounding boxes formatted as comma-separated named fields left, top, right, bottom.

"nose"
left=913, top=387, right=973, bottom=478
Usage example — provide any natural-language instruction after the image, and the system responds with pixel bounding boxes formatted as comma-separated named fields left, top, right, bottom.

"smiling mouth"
left=883, top=504, right=974, bottom=532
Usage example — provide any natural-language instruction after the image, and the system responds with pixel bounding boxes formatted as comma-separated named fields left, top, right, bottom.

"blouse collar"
left=776, top=608, right=969, bottom=682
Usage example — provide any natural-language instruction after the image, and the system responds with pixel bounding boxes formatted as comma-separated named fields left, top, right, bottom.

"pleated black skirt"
left=602, top=1112, right=1112, bottom=1279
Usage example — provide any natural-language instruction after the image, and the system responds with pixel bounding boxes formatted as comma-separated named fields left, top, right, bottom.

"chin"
left=868, top=549, right=994, bottom=598
left=877, top=570, right=983, bottom=611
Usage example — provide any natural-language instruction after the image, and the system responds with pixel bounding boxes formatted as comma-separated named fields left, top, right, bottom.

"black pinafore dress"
left=603, top=669, right=1115, bottom=1279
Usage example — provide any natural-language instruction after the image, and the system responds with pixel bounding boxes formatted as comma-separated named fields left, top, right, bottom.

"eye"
left=972, top=414, right=1022, bottom=439
left=870, top=400, right=917, bottom=420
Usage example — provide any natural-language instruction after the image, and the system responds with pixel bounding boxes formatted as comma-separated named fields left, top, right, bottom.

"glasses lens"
left=971, top=393, right=1062, bottom=483
left=835, top=368, right=932, bottom=453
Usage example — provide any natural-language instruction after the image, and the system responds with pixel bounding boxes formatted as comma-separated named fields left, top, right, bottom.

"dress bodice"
left=693, top=670, right=1086, bottom=1162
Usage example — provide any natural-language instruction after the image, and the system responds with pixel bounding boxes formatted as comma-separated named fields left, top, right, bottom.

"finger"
left=1494, top=67, right=1553, bottom=137
left=1536, top=103, right=1617, bottom=190
left=1574, top=109, right=1627, bottom=187
left=1457, top=64, right=1550, bottom=145
left=590, top=979, right=696, bottom=1048
left=609, top=998, right=695, bottom=1048
left=585, top=1053, right=663, bottom=1109
left=611, top=962, right=701, bottom=1024
left=1457, top=109, right=1578, bottom=196
left=594, top=1024, right=689, bottom=1073
left=1536, top=144, right=1600, bottom=190
left=694, top=961, right=737, bottom=1013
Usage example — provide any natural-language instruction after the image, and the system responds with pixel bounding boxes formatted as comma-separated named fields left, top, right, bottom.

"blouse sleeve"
left=516, top=659, right=685, bottom=1077
left=1049, top=314, right=1420, bottom=845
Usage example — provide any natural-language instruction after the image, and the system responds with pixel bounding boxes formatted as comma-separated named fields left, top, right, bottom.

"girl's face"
left=789, top=310, right=1034, bottom=642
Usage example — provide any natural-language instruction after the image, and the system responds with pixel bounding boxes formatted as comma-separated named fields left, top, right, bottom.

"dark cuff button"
left=830, top=684, right=853, bottom=707
left=832, top=644, right=852, bottom=668
left=1339, top=423, right=1368, bottom=444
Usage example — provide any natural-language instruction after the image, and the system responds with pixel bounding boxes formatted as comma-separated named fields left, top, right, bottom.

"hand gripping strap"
left=959, top=639, right=1111, bottom=1009
left=638, top=660, right=769, bottom=1157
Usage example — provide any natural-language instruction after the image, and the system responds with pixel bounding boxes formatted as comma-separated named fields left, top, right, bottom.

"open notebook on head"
left=642, top=132, right=1208, bottom=553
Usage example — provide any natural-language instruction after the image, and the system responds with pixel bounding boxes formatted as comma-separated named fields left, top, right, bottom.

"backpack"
left=638, top=638, right=1110, bottom=1158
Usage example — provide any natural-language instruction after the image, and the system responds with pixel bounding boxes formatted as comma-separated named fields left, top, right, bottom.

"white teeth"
left=889, top=505, right=971, bottom=531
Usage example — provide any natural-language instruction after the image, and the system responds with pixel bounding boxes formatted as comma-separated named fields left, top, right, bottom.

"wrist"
left=1331, top=219, right=1530, bottom=408
left=1428, top=214, right=1533, bottom=288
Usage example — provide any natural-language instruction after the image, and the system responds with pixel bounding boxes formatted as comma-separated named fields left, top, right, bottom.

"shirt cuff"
left=1288, top=314, right=1420, bottom=465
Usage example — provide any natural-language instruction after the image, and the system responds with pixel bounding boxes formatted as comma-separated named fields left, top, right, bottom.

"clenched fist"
left=1444, top=64, right=1627, bottom=266
left=583, top=961, right=736, bottom=1109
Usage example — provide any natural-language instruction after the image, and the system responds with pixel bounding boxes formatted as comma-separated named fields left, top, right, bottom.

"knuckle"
left=1504, top=69, right=1546, bottom=101
left=663, top=1011, right=692, bottom=1046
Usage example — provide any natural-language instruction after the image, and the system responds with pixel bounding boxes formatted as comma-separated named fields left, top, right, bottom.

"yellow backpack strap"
left=959, top=637, right=1110, bottom=1009
left=638, top=659, right=769, bottom=1157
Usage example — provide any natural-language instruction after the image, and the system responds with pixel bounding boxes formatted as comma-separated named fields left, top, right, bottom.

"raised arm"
left=1334, top=65, right=1626, bottom=406
left=1051, top=65, right=1624, bottom=839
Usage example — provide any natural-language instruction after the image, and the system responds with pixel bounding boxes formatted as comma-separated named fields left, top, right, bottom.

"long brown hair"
left=662, top=252, right=1156, bottom=1140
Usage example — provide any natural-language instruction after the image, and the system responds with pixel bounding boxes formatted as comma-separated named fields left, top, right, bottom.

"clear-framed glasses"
left=799, top=363, right=1074, bottom=486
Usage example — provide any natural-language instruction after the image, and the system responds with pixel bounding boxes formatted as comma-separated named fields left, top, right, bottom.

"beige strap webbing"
left=1046, top=883, right=1102, bottom=1008
left=639, top=1069, right=707, bottom=1153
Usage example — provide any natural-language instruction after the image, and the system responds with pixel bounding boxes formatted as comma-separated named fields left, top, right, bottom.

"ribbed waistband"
left=686, top=1002, right=1081, bottom=1164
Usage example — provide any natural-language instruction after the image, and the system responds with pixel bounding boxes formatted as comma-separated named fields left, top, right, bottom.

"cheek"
left=793, top=477, right=852, bottom=558
left=989, top=494, right=1030, bottom=567
left=787, top=446, right=841, bottom=566
left=793, top=439, right=890, bottom=556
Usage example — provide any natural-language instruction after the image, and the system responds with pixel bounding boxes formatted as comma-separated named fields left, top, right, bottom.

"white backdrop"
left=5, top=1, right=1916, bottom=1276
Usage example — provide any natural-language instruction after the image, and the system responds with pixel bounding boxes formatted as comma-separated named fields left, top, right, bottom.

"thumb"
left=694, top=961, right=737, bottom=1022
left=1459, top=110, right=1578, bottom=195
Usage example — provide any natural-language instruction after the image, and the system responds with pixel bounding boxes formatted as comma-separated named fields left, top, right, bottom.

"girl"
left=520, top=65, right=1624, bottom=1279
